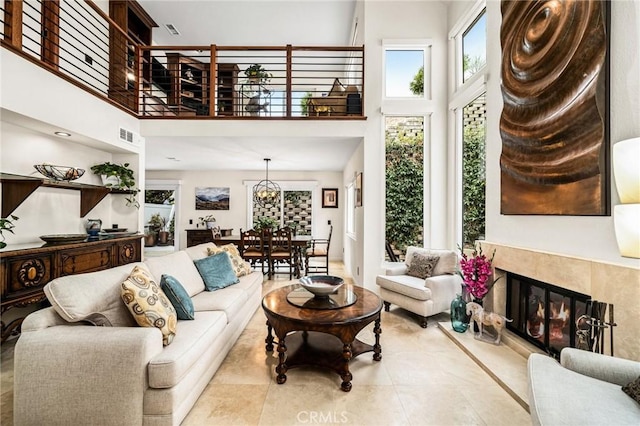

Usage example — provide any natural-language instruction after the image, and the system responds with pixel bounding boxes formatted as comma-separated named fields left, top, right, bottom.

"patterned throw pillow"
left=160, top=274, right=194, bottom=321
left=121, top=265, right=177, bottom=346
left=622, top=376, right=640, bottom=404
left=406, top=253, right=440, bottom=279
left=194, top=251, right=240, bottom=291
left=207, top=244, right=251, bottom=277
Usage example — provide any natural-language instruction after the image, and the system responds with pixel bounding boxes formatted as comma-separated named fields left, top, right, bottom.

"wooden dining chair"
left=305, top=225, right=332, bottom=275
left=239, top=228, right=268, bottom=275
left=268, top=227, right=295, bottom=279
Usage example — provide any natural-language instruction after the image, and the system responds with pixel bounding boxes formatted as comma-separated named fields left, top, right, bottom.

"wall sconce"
left=613, top=137, right=640, bottom=258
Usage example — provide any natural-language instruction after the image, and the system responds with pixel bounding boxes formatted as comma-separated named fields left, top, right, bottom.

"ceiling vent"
left=119, top=127, right=141, bottom=145
left=164, top=23, right=180, bottom=36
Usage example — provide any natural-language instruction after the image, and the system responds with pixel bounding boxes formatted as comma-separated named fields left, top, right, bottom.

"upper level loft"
left=0, top=0, right=365, bottom=120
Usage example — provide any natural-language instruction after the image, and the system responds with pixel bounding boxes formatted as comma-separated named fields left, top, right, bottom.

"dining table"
left=213, top=234, right=312, bottom=278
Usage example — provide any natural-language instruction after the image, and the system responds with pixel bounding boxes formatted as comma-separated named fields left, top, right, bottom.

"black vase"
left=472, top=298, right=483, bottom=332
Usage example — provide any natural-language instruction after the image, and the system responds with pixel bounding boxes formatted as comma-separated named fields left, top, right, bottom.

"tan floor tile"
left=182, top=384, right=269, bottom=426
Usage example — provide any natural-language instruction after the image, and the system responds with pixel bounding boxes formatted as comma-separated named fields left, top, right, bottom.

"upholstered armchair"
left=307, top=79, right=361, bottom=116
left=375, top=246, right=462, bottom=328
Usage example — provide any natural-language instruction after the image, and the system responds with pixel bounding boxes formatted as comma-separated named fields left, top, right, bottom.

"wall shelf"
left=0, top=173, right=135, bottom=218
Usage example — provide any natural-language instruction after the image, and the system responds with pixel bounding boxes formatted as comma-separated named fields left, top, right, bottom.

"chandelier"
left=253, top=158, right=281, bottom=207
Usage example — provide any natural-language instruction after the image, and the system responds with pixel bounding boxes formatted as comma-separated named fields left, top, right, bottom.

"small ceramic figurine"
left=466, top=301, right=513, bottom=345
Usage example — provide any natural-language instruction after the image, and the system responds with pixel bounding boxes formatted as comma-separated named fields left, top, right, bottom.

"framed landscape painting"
left=195, top=187, right=230, bottom=210
left=499, top=0, right=610, bottom=215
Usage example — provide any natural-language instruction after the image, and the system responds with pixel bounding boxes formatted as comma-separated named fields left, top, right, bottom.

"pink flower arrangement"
left=458, top=246, right=499, bottom=301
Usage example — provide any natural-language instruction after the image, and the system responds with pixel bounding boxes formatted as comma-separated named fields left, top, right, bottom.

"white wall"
left=343, top=140, right=364, bottom=284
left=357, top=0, right=450, bottom=290
left=483, top=0, right=640, bottom=268
left=145, top=169, right=344, bottom=258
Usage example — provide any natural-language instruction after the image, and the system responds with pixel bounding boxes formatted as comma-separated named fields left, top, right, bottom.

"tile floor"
left=0, top=262, right=531, bottom=425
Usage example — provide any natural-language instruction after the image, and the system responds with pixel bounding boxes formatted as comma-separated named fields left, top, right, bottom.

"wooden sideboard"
left=0, top=235, right=143, bottom=341
left=186, top=228, right=233, bottom=247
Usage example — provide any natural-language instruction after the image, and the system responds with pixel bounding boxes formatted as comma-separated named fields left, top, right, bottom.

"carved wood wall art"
left=500, top=0, right=609, bottom=215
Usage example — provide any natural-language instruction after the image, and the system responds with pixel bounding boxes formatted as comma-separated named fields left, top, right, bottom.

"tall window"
left=385, top=116, right=424, bottom=258
left=248, top=183, right=316, bottom=235
left=451, top=1, right=487, bottom=249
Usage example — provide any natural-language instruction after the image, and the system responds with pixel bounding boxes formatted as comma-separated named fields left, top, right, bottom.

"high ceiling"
left=137, top=0, right=359, bottom=171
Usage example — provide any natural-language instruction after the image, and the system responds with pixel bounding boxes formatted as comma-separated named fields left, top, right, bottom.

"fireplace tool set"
left=576, top=300, right=616, bottom=356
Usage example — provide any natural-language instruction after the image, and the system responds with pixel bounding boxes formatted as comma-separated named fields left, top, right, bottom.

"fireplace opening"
left=506, top=272, right=591, bottom=358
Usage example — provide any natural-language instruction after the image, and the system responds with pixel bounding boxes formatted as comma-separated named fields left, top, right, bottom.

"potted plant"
left=90, top=162, right=140, bottom=208
left=253, top=216, right=278, bottom=234
left=0, top=215, right=18, bottom=249
left=198, top=215, right=217, bottom=229
left=244, top=64, right=272, bottom=84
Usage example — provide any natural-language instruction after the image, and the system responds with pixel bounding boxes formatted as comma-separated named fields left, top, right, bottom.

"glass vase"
left=450, top=294, right=470, bottom=333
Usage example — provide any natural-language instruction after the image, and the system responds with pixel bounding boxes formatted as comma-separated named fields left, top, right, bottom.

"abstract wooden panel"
left=500, top=0, right=609, bottom=215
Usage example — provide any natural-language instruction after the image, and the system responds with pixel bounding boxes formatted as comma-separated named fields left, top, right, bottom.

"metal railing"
left=1, top=0, right=365, bottom=119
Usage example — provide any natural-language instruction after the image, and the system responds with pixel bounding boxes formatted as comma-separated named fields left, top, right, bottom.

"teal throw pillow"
left=194, top=252, right=239, bottom=291
left=160, top=274, right=195, bottom=320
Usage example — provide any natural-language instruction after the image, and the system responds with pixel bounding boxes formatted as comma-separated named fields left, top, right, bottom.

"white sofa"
left=528, top=348, right=640, bottom=425
left=13, top=242, right=264, bottom=426
left=375, top=247, right=462, bottom=327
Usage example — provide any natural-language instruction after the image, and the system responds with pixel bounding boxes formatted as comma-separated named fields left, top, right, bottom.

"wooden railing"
left=0, top=0, right=365, bottom=119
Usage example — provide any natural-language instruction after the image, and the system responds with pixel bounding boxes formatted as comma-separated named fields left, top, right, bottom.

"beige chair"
left=305, top=225, right=332, bottom=275
left=375, top=246, right=462, bottom=328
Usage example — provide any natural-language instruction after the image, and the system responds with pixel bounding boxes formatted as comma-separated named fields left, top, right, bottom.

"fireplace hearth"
left=506, top=272, right=591, bottom=358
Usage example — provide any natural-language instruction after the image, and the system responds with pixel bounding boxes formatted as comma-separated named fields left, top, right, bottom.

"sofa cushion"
left=183, top=242, right=217, bottom=261
left=121, top=265, right=177, bottom=346
left=406, top=253, right=440, bottom=279
left=207, top=244, right=251, bottom=277
left=160, top=274, right=194, bottom=320
left=148, top=311, right=227, bottom=388
left=405, top=246, right=457, bottom=276
left=191, top=286, right=248, bottom=322
left=229, top=271, right=264, bottom=298
left=194, top=252, right=239, bottom=291
left=44, top=262, right=143, bottom=327
left=376, top=274, right=432, bottom=301
left=144, top=251, right=205, bottom=297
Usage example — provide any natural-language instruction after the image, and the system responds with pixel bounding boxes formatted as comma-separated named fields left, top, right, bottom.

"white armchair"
left=375, top=247, right=462, bottom=328
left=528, top=348, right=640, bottom=425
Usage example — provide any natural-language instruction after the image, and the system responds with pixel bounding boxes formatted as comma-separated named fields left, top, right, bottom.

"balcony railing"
left=0, top=0, right=365, bottom=119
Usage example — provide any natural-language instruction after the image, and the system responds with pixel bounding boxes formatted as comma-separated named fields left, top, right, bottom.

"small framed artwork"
left=355, top=172, right=362, bottom=207
left=322, top=188, right=339, bottom=208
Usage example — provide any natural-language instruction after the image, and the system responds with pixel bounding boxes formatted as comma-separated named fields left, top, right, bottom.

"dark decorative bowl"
left=34, top=164, right=85, bottom=181
left=299, top=275, right=344, bottom=297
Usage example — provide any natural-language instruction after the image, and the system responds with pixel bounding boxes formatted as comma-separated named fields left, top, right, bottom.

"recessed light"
left=55, top=131, right=71, bottom=137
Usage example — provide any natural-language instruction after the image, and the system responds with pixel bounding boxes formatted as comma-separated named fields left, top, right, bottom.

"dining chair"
left=268, top=227, right=295, bottom=279
left=305, top=225, right=332, bottom=275
left=239, top=228, right=268, bottom=275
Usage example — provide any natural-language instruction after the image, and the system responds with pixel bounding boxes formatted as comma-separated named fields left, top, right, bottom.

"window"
left=346, top=182, right=355, bottom=236
left=246, top=181, right=317, bottom=234
left=385, top=116, right=424, bottom=257
left=450, top=1, right=488, bottom=249
left=383, top=41, right=431, bottom=99
left=462, top=11, right=487, bottom=83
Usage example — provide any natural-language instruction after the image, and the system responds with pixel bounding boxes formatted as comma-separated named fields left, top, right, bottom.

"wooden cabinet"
left=217, top=63, right=239, bottom=116
left=167, top=54, right=209, bottom=116
left=0, top=235, right=142, bottom=341
left=108, top=0, right=157, bottom=110
left=186, top=229, right=214, bottom=247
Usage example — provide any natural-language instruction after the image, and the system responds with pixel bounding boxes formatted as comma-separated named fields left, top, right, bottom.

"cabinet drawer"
left=2, top=254, right=53, bottom=298
left=59, top=246, right=113, bottom=276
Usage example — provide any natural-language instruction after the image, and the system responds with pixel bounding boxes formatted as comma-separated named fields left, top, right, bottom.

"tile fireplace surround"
left=479, top=242, right=640, bottom=362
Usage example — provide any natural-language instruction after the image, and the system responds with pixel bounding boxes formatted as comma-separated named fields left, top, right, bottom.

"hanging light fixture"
left=253, top=158, right=281, bottom=207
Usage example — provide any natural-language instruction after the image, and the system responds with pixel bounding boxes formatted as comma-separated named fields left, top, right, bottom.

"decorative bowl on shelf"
left=34, top=164, right=85, bottom=181
left=299, top=275, right=344, bottom=297
left=40, top=234, right=88, bottom=244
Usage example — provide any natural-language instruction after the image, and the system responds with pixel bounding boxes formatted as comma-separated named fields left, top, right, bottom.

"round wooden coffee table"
left=262, top=283, right=382, bottom=392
